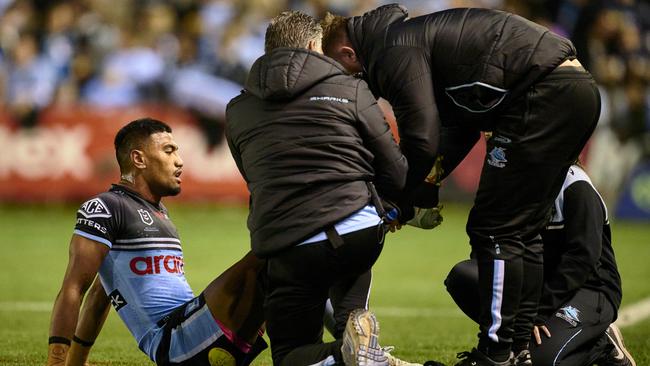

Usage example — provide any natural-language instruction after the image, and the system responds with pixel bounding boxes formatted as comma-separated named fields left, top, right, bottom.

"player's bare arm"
left=47, top=235, right=109, bottom=366
left=65, top=278, right=111, bottom=366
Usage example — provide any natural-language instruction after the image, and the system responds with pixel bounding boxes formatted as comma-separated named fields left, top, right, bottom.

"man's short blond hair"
left=265, top=11, right=322, bottom=53
left=321, top=12, right=349, bottom=55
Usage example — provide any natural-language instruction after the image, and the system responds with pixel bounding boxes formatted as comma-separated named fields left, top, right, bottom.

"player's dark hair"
left=321, top=12, right=349, bottom=56
left=114, top=118, right=172, bottom=171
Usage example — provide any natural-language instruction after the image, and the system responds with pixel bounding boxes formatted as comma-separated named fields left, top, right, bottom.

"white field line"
left=0, top=301, right=464, bottom=317
left=2, top=297, right=649, bottom=328
left=0, top=301, right=52, bottom=312
left=615, top=297, right=650, bottom=328
left=373, top=306, right=463, bottom=318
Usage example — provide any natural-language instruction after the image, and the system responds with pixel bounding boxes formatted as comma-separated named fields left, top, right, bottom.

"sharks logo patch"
left=556, top=305, right=581, bottom=327
left=487, top=147, right=508, bottom=168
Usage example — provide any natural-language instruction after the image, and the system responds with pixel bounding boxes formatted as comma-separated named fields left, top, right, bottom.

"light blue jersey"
left=74, top=185, right=194, bottom=360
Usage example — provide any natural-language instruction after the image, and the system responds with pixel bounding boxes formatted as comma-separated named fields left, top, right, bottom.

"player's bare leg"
left=202, top=251, right=266, bottom=345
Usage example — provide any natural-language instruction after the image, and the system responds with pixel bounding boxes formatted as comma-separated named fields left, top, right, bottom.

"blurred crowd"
left=0, top=0, right=649, bottom=204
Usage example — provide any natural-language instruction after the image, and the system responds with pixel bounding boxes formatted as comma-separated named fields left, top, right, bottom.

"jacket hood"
left=245, top=48, right=347, bottom=101
left=347, top=4, right=409, bottom=72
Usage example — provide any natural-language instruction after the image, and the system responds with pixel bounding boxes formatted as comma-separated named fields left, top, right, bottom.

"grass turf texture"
left=1, top=203, right=649, bottom=365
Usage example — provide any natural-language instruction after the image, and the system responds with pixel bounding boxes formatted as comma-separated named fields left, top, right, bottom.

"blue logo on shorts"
left=184, top=297, right=200, bottom=316
left=487, top=147, right=507, bottom=168
left=556, top=305, right=581, bottom=326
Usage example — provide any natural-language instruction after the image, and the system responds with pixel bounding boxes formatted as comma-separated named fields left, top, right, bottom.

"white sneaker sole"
left=341, top=309, right=387, bottom=366
left=607, top=324, right=636, bottom=366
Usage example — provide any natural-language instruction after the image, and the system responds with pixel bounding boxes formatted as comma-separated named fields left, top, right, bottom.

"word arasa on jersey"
left=129, top=255, right=185, bottom=275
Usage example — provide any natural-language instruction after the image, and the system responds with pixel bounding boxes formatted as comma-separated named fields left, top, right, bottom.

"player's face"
left=143, top=132, right=183, bottom=198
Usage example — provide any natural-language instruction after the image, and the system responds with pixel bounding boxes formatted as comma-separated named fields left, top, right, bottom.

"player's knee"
left=445, top=260, right=481, bottom=323
left=445, top=260, right=478, bottom=296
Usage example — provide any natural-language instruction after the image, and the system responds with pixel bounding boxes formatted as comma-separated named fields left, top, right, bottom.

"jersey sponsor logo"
left=556, top=305, right=581, bottom=327
left=309, top=96, right=349, bottom=104
left=487, top=147, right=507, bottom=168
left=76, top=218, right=108, bottom=234
left=137, top=209, right=154, bottom=226
left=129, top=255, right=185, bottom=275
left=109, top=289, right=127, bottom=311
left=78, top=198, right=111, bottom=218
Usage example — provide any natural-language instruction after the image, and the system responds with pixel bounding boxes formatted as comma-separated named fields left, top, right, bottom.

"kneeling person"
left=227, top=11, right=408, bottom=366
left=446, top=163, right=635, bottom=366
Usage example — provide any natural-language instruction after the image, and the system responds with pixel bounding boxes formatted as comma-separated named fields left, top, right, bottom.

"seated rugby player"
left=47, top=118, right=266, bottom=366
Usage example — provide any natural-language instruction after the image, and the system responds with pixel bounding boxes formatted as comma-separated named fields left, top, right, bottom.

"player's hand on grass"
left=406, top=205, right=443, bottom=229
left=47, top=343, right=68, bottom=366
left=47, top=342, right=91, bottom=366
left=533, top=324, right=551, bottom=345
left=67, top=342, right=92, bottom=366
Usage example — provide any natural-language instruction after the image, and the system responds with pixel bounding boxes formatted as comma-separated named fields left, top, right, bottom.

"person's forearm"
left=48, top=287, right=83, bottom=366
left=438, top=127, right=481, bottom=180
left=49, top=287, right=84, bottom=341
left=75, top=280, right=110, bottom=343
left=66, top=283, right=110, bottom=365
left=49, top=235, right=109, bottom=365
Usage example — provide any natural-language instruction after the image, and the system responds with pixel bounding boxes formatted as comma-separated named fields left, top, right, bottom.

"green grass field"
left=1, top=203, right=649, bottom=365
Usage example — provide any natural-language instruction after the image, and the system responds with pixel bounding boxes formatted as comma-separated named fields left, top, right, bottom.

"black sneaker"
left=597, top=324, right=636, bottom=366
left=453, top=348, right=513, bottom=366
left=512, top=349, right=531, bottom=366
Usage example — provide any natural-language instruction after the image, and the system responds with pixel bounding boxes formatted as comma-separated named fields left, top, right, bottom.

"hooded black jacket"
left=347, top=4, right=576, bottom=186
left=226, top=48, right=407, bottom=258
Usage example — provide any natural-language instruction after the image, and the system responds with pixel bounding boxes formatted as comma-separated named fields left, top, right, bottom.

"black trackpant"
left=465, top=66, right=600, bottom=359
left=446, top=260, right=614, bottom=365
left=323, top=271, right=373, bottom=338
left=264, top=224, right=385, bottom=366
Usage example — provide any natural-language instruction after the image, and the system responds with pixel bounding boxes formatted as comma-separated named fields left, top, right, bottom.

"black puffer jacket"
left=226, top=48, right=407, bottom=258
left=347, top=4, right=576, bottom=186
